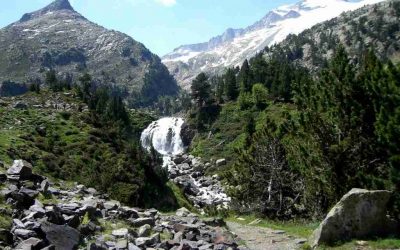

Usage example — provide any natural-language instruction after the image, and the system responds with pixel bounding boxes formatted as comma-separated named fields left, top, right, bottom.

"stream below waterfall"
left=140, top=117, right=231, bottom=210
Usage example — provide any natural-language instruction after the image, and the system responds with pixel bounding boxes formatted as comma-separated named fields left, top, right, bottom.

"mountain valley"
left=0, top=0, right=400, bottom=249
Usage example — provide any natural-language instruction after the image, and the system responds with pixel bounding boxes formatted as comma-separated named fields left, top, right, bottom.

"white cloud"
left=154, top=0, right=176, bottom=7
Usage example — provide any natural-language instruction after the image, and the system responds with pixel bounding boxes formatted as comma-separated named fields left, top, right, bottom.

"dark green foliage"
left=226, top=129, right=305, bottom=219
left=45, top=70, right=71, bottom=92
left=137, top=61, right=179, bottom=107
left=77, top=73, right=92, bottom=103
left=29, top=83, right=41, bottom=93
left=214, top=76, right=225, bottom=104
left=191, top=73, right=211, bottom=108
left=224, top=68, right=238, bottom=101
left=252, top=83, right=268, bottom=110
left=238, top=59, right=253, bottom=92
left=0, top=81, right=28, bottom=97
left=191, top=46, right=400, bottom=220
left=152, top=91, right=192, bottom=116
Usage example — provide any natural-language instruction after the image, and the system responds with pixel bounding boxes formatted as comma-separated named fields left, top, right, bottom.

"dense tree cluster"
left=189, top=44, right=400, bottom=219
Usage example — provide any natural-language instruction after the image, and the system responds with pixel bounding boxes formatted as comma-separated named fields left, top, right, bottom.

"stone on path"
left=310, top=188, right=397, bottom=248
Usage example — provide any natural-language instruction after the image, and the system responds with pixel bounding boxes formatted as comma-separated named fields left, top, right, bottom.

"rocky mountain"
left=0, top=0, right=178, bottom=106
left=162, top=0, right=385, bottom=89
left=263, top=0, right=400, bottom=70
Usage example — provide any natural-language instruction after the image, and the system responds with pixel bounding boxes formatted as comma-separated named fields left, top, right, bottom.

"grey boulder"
left=310, top=188, right=397, bottom=247
left=7, top=160, right=32, bottom=180
left=41, top=221, right=80, bottom=250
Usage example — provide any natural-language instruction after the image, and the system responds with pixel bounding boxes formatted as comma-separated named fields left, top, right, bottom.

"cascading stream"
left=141, top=117, right=231, bottom=210
left=140, top=117, right=185, bottom=156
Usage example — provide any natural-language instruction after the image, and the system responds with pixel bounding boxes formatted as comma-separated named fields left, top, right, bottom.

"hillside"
left=186, top=0, right=400, bottom=222
left=0, top=0, right=179, bottom=106
left=266, top=0, right=400, bottom=69
left=162, top=0, right=384, bottom=89
left=0, top=87, right=187, bottom=209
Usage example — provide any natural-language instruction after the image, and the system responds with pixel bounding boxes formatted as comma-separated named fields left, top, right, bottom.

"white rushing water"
left=141, top=117, right=231, bottom=210
left=140, top=117, right=185, bottom=156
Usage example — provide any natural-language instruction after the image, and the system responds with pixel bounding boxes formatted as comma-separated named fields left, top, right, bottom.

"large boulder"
left=41, top=221, right=80, bottom=250
left=310, top=188, right=397, bottom=247
left=7, top=160, right=33, bottom=180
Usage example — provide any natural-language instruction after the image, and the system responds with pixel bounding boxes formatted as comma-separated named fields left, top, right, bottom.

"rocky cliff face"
left=0, top=0, right=178, bottom=105
left=162, top=0, right=385, bottom=90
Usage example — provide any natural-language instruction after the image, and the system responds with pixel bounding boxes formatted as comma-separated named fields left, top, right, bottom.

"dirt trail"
left=227, top=221, right=307, bottom=250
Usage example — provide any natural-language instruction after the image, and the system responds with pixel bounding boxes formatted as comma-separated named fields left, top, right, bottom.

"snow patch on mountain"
left=163, top=0, right=385, bottom=89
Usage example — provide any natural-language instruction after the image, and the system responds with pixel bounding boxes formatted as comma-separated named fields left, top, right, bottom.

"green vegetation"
left=0, top=191, right=12, bottom=230
left=188, top=45, right=400, bottom=222
left=317, top=238, right=400, bottom=250
left=227, top=215, right=317, bottom=238
left=166, top=182, right=196, bottom=212
left=0, top=71, right=183, bottom=210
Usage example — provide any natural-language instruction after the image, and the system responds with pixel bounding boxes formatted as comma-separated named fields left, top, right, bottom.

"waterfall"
left=140, top=117, right=185, bottom=156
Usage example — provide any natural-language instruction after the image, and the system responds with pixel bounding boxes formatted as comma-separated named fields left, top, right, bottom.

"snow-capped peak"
left=162, top=0, right=385, bottom=90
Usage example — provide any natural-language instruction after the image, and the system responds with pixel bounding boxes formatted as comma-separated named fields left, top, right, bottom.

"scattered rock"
left=112, top=228, right=129, bottom=238
left=176, top=207, right=191, bottom=217
left=135, top=237, right=153, bottom=247
left=13, top=229, right=37, bottom=239
left=0, top=158, right=239, bottom=250
left=215, top=159, right=226, bottom=166
left=13, top=101, right=28, bottom=109
left=103, top=200, right=120, bottom=211
left=138, top=224, right=151, bottom=237
left=14, top=237, right=43, bottom=250
left=295, top=238, right=307, bottom=244
left=129, top=217, right=155, bottom=227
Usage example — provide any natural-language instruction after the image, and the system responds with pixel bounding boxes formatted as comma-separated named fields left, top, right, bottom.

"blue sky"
left=0, top=0, right=296, bottom=56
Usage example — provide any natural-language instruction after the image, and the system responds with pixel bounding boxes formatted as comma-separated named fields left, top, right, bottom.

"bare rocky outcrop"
left=310, top=188, right=398, bottom=248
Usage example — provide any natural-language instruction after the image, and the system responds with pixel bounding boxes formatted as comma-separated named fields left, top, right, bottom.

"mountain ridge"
left=0, top=0, right=178, bottom=106
left=163, top=0, right=385, bottom=90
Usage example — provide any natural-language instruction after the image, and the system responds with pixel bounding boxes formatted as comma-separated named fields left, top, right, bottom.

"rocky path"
left=227, top=221, right=306, bottom=250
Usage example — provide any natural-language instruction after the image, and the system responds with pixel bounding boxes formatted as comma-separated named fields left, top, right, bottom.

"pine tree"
left=78, top=73, right=92, bottom=103
left=225, top=68, right=238, bottom=101
left=191, top=73, right=211, bottom=108
left=238, top=59, right=253, bottom=92
left=46, top=70, right=58, bottom=91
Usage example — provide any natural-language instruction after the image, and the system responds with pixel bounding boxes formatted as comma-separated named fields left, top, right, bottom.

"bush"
left=238, top=92, right=254, bottom=110
left=252, top=83, right=269, bottom=110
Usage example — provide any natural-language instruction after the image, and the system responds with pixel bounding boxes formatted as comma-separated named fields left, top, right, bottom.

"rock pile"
left=165, top=154, right=231, bottom=211
left=0, top=159, right=242, bottom=249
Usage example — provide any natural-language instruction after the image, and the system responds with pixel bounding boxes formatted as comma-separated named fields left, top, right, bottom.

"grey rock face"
left=215, top=159, right=226, bottom=167
left=14, top=237, right=43, bottom=250
left=129, top=217, right=155, bottom=227
left=310, top=188, right=397, bottom=247
left=41, top=221, right=80, bottom=250
left=7, top=160, right=32, bottom=180
left=137, top=224, right=151, bottom=237
left=0, top=0, right=178, bottom=104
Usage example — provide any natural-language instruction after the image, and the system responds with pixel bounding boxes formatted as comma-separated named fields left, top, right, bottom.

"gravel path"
left=227, top=221, right=307, bottom=250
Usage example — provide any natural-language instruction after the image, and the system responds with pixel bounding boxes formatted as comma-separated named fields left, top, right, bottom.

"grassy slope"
left=0, top=90, right=195, bottom=211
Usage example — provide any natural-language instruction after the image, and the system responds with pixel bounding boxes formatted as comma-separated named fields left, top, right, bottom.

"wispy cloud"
left=154, top=0, right=176, bottom=7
